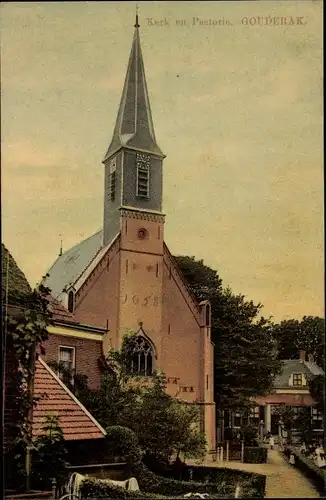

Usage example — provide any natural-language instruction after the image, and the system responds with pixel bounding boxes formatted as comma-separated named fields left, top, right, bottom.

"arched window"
left=68, top=291, right=74, bottom=313
left=130, top=336, right=154, bottom=376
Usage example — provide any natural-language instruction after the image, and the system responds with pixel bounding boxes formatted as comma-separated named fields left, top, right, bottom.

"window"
left=250, top=406, right=260, bottom=424
left=68, top=290, right=74, bottom=313
left=312, top=408, right=323, bottom=430
left=109, top=158, right=116, bottom=201
left=292, top=373, right=303, bottom=386
left=234, top=411, right=241, bottom=428
left=205, top=304, right=210, bottom=327
left=58, top=346, right=75, bottom=384
left=136, top=164, right=150, bottom=198
left=129, top=336, right=154, bottom=376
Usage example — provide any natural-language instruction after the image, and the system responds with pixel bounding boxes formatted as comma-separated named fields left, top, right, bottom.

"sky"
left=1, top=1, right=323, bottom=322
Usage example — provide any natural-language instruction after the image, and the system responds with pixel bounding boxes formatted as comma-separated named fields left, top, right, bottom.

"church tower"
left=42, top=14, right=216, bottom=452
left=102, top=14, right=165, bottom=247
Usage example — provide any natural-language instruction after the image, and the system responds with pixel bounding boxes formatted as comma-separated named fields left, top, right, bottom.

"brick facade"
left=40, top=333, right=103, bottom=390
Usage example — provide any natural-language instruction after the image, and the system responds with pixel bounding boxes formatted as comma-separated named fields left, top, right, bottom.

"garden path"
left=188, top=447, right=320, bottom=498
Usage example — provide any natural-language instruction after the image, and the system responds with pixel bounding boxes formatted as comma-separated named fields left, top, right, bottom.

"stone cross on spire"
left=103, top=10, right=164, bottom=161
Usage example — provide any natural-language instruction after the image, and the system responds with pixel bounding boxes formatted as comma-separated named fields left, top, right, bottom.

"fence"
left=214, top=441, right=244, bottom=462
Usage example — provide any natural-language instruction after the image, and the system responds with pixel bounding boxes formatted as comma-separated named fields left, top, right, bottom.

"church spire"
left=103, top=13, right=164, bottom=161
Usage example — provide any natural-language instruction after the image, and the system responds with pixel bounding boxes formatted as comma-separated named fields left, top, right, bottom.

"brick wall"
left=40, top=333, right=103, bottom=389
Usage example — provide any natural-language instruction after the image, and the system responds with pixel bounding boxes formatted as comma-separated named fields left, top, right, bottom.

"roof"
left=254, top=393, right=314, bottom=406
left=274, top=359, right=324, bottom=388
left=42, top=231, right=103, bottom=299
left=47, top=294, right=78, bottom=323
left=103, top=20, right=164, bottom=160
left=1, top=243, right=32, bottom=307
left=33, top=357, right=106, bottom=440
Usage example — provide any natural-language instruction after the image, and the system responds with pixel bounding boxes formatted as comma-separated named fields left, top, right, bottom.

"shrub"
left=176, top=465, right=266, bottom=498
left=285, top=447, right=326, bottom=494
left=240, top=424, right=259, bottom=446
left=133, top=462, right=245, bottom=497
left=105, top=426, right=142, bottom=466
left=80, top=477, right=165, bottom=499
left=243, top=446, right=268, bottom=464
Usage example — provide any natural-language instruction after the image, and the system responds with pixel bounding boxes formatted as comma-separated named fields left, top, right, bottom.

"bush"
left=243, top=447, right=268, bottom=464
left=105, top=426, right=142, bottom=465
left=80, top=477, right=165, bottom=499
left=285, top=447, right=326, bottom=494
left=132, top=462, right=227, bottom=497
left=175, top=465, right=266, bottom=498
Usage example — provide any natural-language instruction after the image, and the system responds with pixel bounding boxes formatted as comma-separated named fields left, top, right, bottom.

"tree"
left=309, top=374, right=324, bottom=413
left=61, top=332, right=207, bottom=467
left=274, top=405, right=313, bottom=444
left=32, top=415, right=68, bottom=490
left=174, top=256, right=282, bottom=411
left=3, top=244, right=53, bottom=491
left=271, top=316, right=325, bottom=366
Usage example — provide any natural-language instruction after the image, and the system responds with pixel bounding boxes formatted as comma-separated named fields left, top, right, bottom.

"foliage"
left=4, top=279, right=53, bottom=489
left=284, top=447, right=326, bottom=494
left=309, top=374, right=325, bottom=413
left=70, top=333, right=207, bottom=467
left=243, top=447, right=267, bottom=464
left=32, top=415, right=68, bottom=489
left=274, top=405, right=313, bottom=443
left=271, top=316, right=325, bottom=366
left=132, top=462, right=266, bottom=498
left=105, top=426, right=143, bottom=465
left=80, top=477, right=164, bottom=499
left=174, top=255, right=282, bottom=410
left=239, top=424, right=259, bottom=446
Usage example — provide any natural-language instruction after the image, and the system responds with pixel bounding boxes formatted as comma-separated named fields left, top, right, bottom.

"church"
left=43, top=15, right=216, bottom=452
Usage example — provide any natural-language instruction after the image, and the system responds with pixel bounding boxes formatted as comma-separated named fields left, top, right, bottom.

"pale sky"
left=1, top=1, right=323, bottom=322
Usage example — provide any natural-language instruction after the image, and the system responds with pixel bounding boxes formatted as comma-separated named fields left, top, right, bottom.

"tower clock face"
left=136, top=152, right=151, bottom=170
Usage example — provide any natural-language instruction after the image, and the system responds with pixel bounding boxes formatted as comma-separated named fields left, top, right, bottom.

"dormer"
left=289, top=372, right=307, bottom=387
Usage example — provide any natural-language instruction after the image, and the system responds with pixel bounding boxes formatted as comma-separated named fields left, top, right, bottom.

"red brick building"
left=43, top=15, right=216, bottom=451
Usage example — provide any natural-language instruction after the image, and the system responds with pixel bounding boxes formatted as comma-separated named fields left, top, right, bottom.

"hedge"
left=243, top=447, right=268, bottom=464
left=285, top=447, right=326, bottom=495
left=176, top=465, right=266, bottom=498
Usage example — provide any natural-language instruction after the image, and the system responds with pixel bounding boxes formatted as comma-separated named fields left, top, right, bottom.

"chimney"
left=308, top=353, right=314, bottom=363
left=299, top=350, right=306, bottom=362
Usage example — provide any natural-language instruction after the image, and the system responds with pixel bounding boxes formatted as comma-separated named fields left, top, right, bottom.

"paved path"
left=189, top=448, right=320, bottom=498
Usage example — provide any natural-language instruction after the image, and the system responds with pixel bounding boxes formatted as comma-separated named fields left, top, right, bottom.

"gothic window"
left=129, top=336, right=154, bottom=376
left=136, top=153, right=150, bottom=198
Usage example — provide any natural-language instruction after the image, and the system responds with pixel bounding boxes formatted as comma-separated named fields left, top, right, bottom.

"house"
left=2, top=244, right=108, bottom=489
left=222, top=350, right=324, bottom=440
left=42, top=14, right=216, bottom=451
left=254, top=350, right=324, bottom=437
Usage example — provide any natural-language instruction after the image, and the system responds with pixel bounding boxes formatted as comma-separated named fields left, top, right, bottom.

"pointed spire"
left=134, top=4, right=139, bottom=28
left=104, top=12, right=164, bottom=161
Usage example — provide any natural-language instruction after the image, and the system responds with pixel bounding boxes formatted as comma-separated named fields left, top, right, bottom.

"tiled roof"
left=274, top=359, right=324, bottom=388
left=2, top=243, right=32, bottom=306
left=47, top=294, right=78, bottom=324
left=33, top=357, right=106, bottom=441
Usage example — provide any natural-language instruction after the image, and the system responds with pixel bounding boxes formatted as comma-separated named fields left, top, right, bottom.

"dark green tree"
left=174, top=255, right=282, bottom=411
left=271, top=316, right=324, bottom=366
left=32, top=415, right=68, bottom=490
left=309, top=374, right=325, bottom=413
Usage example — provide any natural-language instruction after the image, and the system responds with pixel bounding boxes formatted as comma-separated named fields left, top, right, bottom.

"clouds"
left=1, top=1, right=323, bottom=320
